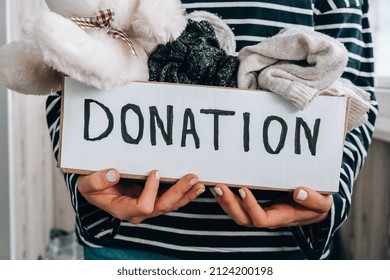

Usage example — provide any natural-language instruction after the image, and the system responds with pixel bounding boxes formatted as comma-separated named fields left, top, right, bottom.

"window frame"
left=370, top=0, right=390, bottom=143
left=373, top=77, right=390, bottom=143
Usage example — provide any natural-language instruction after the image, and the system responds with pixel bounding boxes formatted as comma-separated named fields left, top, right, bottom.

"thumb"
left=293, top=187, right=333, bottom=214
left=77, top=169, right=120, bottom=194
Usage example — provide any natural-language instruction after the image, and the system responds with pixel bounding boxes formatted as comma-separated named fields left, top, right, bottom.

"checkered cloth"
left=71, top=9, right=137, bottom=56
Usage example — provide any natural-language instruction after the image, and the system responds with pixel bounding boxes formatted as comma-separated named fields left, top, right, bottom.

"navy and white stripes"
left=46, top=0, right=376, bottom=259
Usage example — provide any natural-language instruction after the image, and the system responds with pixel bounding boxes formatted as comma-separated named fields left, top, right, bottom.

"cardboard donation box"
left=59, top=78, right=348, bottom=193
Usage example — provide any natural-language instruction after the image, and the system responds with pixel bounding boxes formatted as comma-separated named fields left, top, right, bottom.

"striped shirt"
left=46, top=0, right=377, bottom=259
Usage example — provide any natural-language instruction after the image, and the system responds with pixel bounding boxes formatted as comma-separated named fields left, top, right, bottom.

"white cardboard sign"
left=59, top=78, right=348, bottom=193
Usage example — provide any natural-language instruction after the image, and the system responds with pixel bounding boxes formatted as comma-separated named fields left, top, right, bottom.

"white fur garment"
left=0, top=0, right=187, bottom=95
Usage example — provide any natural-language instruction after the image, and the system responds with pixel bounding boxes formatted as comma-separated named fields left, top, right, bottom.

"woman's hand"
left=210, top=185, right=333, bottom=229
left=77, top=169, right=205, bottom=224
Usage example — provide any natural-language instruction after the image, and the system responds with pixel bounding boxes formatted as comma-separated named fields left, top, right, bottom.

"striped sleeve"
left=45, top=93, right=121, bottom=247
left=290, top=0, right=378, bottom=259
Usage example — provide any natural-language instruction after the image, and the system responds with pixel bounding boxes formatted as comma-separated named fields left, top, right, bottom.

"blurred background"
left=0, top=0, right=389, bottom=260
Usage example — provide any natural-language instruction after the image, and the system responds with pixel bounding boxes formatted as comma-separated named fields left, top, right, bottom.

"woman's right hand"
left=77, top=169, right=205, bottom=224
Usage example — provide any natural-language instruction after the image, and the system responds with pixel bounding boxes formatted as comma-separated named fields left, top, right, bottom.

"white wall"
left=5, top=0, right=73, bottom=260
left=8, top=0, right=54, bottom=260
left=0, top=0, right=11, bottom=260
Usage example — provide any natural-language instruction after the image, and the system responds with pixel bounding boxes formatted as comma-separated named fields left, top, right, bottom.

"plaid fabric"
left=70, top=9, right=137, bottom=56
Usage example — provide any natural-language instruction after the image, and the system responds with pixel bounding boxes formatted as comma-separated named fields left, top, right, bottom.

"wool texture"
left=320, top=79, right=371, bottom=131
left=186, top=11, right=236, bottom=55
left=148, top=20, right=239, bottom=88
left=238, top=27, right=349, bottom=109
left=149, top=23, right=370, bottom=132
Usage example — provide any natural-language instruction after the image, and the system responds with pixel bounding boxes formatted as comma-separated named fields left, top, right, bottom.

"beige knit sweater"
left=237, top=27, right=370, bottom=131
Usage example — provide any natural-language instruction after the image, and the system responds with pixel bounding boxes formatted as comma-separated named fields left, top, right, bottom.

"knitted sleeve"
left=290, top=0, right=378, bottom=259
left=46, top=93, right=121, bottom=247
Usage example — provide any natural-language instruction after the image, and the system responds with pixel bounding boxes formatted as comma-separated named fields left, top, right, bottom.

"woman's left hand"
left=210, top=185, right=333, bottom=229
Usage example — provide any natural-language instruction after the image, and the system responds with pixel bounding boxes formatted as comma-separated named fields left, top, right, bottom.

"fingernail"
left=105, top=170, right=117, bottom=183
left=155, top=171, right=160, bottom=180
left=209, top=188, right=217, bottom=196
left=189, top=178, right=199, bottom=186
left=296, top=189, right=308, bottom=201
left=196, top=188, right=205, bottom=196
left=214, top=187, right=223, bottom=196
left=239, top=188, right=246, bottom=199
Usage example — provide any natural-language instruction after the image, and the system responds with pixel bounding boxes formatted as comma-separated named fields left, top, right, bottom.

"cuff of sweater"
left=346, top=98, right=370, bottom=131
left=283, top=81, right=318, bottom=110
left=75, top=179, right=121, bottom=245
left=291, top=189, right=349, bottom=260
left=347, top=102, right=369, bottom=132
left=261, top=78, right=318, bottom=110
left=258, top=69, right=318, bottom=109
left=320, top=88, right=371, bottom=131
left=290, top=213, right=331, bottom=260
